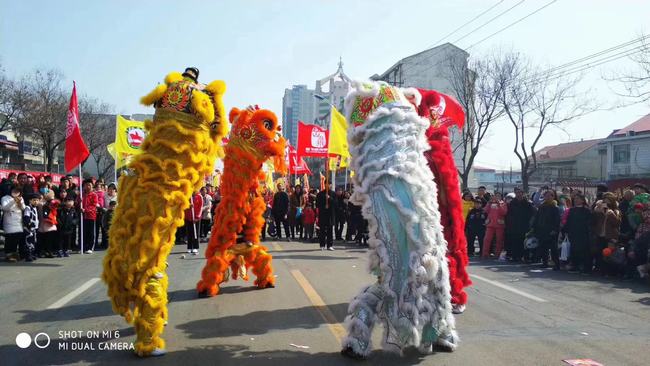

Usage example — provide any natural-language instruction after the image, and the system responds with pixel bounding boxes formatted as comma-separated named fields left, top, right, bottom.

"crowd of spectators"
left=2, top=172, right=117, bottom=262
left=465, top=183, right=650, bottom=281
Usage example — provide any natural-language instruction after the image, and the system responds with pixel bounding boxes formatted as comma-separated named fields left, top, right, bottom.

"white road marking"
left=470, top=274, right=548, bottom=303
left=46, top=278, right=101, bottom=309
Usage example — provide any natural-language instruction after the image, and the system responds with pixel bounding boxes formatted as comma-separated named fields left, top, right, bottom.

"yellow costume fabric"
left=102, top=71, right=227, bottom=356
left=197, top=106, right=286, bottom=297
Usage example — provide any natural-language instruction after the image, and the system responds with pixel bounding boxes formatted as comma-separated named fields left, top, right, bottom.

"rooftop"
left=610, top=113, right=650, bottom=137
left=537, top=138, right=602, bottom=162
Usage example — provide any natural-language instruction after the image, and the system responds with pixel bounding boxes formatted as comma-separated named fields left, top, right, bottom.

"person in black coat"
left=562, top=193, right=592, bottom=273
left=316, top=182, right=336, bottom=250
left=334, top=188, right=347, bottom=241
left=505, top=188, right=535, bottom=262
left=465, top=198, right=487, bottom=257
left=533, top=189, right=561, bottom=269
left=272, top=183, right=291, bottom=240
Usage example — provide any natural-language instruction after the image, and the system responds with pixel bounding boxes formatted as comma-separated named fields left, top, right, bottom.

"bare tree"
left=79, top=97, right=114, bottom=180
left=0, top=65, right=32, bottom=134
left=446, top=53, right=507, bottom=190
left=614, top=35, right=650, bottom=104
left=13, top=69, right=68, bottom=172
left=499, top=53, right=593, bottom=192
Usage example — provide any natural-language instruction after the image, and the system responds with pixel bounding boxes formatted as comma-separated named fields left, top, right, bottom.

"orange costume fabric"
left=404, top=87, right=471, bottom=307
left=197, top=106, right=286, bottom=297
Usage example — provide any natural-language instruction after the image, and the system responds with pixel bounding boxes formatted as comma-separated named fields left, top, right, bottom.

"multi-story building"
left=533, top=138, right=606, bottom=182
left=600, top=113, right=650, bottom=181
left=314, top=58, right=351, bottom=127
left=371, top=42, right=474, bottom=187
left=282, top=85, right=315, bottom=146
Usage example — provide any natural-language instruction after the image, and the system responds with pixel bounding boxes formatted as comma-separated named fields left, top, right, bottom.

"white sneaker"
left=192, top=249, right=199, bottom=254
left=452, top=304, right=466, bottom=314
left=149, top=348, right=167, bottom=357
left=320, top=247, right=325, bottom=251
left=327, top=247, right=335, bottom=251
left=85, top=250, right=93, bottom=254
left=187, top=250, right=192, bottom=254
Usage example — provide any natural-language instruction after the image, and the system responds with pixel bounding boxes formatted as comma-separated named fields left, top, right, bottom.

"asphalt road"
left=0, top=239, right=648, bottom=366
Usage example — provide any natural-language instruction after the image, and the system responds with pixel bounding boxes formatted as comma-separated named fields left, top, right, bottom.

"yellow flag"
left=115, top=115, right=146, bottom=156
left=106, top=143, right=117, bottom=161
left=328, top=106, right=350, bottom=159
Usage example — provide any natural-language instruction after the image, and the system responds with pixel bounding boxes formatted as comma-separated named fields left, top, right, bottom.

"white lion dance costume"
left=341, top=81, right=458, bottom=359
left=102, top=68, right=227, bottom=357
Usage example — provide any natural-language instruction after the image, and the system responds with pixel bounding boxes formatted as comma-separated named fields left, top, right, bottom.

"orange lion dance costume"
left=197, top=106, right=286, bottom=298
left=404, top=87, right=472, bottom=314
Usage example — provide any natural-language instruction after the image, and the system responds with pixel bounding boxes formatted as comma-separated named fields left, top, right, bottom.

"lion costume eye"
left=263, top=119, right=273, bottom=131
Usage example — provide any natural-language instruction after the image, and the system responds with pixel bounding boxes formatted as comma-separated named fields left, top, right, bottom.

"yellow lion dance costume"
left=197, top=105, right=286, bottom=298
left=102, top=68, right=227, bottom=357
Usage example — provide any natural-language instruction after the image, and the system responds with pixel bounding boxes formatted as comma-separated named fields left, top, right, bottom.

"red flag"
left=297, top=121, right=329, bottom=157
left=287, top=144, right=312, bottom=175
left=64, top=82, right=90, bottom=172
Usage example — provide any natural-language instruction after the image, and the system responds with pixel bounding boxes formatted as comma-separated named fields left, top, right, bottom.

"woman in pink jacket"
left=482, top=192, right=508, bottom=259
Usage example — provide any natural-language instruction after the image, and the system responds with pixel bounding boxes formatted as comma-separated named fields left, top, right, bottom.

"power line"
left=398, top=0, right=559, bottom=81
left=466, top=0, right=559, bottom=49
left=525, top=46, right=645, bottom=86
left=525, top=35, right=649, bottom=81
left=425, top=0, right=506, bottom=50
left=524, top=44, right=646, bottom=85
left=452, top=0, right=527, bottom=45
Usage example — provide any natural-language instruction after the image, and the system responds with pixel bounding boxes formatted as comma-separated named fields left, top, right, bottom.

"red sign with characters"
left=297, top=121, right=329, bottom=157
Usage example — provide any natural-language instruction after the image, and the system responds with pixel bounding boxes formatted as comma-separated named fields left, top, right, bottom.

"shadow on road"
left=176, top=303, right=349, bottom=339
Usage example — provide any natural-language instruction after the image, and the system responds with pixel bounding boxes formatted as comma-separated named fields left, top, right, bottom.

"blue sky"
left=1, top=0, right=649, bottom=169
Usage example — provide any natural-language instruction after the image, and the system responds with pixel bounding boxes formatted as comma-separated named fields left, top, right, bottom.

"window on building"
left=613, top=144, right=630, bottom=164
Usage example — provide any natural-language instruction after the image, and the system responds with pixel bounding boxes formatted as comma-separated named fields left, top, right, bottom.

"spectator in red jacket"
left=482, top=192, right=508, bottom=259
left=302, top=203, right=317, bottom=241
left=184, top=192, right=203, bottom=255
left=81, top=179, right=99, bottom=254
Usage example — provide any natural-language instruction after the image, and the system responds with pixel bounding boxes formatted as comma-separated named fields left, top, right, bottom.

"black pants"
left=295, top=220, right=303, bottom=239
left=38, top=231, right=58, bottom=254
left=60, top=232, right=75, bottom=252
left=335, top=217, right=345, bottom=240
left=568, top=235, right=591, bottom=272
left=200, top=219, right=211, bottom=238
left=345, top=217, right=357, bottom=241
left=4, top=232, right=23, bottom=256
left=304, top=224, right=314, bottom=240
left=82, top=219, right=96, bottom=251
left=94, top=216, right=102, bottom=248
left=319, top=220, right=333, bottom=248
left=185, top=221, right=200, bottom=250
left=465, top=228, right=485, bottom=256
left=273, top=214, right=290, bottom=239
left=506, top=229, right=527, bottom=260
left=538, top=235, right=559, bottom=267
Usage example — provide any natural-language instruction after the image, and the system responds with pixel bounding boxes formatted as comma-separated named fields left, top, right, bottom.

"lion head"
left=228, top=106, right=287, bottom=174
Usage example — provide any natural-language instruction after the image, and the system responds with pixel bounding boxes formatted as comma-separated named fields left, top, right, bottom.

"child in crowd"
left=101, top=200, right=117, bottom=248
left=37, top=190, right=60, bottom=258
left=57, top=196, right=78, bottom=256
left=22, top=193, right=41, bottom=262
left=302, top=203, right=316, bottom=241
left=465, top=198, right=487, bottom=257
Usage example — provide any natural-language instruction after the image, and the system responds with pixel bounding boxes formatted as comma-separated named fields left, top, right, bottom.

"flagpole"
left=79, top=164, right=84, bottom=255
left=344, top=165, right=348, bottom=190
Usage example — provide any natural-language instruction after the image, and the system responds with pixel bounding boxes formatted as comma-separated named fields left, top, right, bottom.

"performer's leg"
left=341, top=283, right=383, bottom=359
left=134, top=273, right=167, bottom=357
left=249, top=245, right=275, bottom=288
left=197, top=252, right=230, bottom=297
